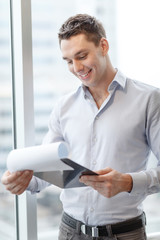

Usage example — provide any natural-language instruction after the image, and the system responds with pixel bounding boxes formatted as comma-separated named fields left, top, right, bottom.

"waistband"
left=62, top=212, right=146, bottom=237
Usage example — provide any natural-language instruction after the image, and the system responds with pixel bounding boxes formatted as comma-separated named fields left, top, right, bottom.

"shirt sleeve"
left=43, top=100, right=64, bottom=144
left=129, top=89, right=160, bottom=196
left=27, top=176, right=51, bottom=194
left=27, top=101, right=64, bottom=194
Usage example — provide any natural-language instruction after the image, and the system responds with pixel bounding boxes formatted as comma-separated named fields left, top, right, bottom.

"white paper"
left=7, top=142, right=73, bottom=172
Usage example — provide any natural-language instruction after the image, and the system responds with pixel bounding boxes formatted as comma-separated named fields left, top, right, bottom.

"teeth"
left=79, top=70, right=91, bottom=77
left=82, top=72, right=88, bottom=77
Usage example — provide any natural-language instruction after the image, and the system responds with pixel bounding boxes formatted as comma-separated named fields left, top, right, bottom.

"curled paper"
left=7, top=142, right=73, bottom=172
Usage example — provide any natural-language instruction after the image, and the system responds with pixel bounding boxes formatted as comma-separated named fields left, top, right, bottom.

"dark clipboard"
left=34, top=158, right=98, bottom=188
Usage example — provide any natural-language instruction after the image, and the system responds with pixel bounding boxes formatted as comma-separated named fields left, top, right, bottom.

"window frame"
left=10, top=0, right=37, bottom=239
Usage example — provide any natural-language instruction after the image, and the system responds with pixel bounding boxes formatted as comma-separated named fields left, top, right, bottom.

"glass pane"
left=0, top=0, right=15, bottom=239
left=117, top=0, right=160, bottom=234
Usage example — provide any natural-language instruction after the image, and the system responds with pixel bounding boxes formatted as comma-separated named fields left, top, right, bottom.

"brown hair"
left=58, top=14, right=106, bottom=46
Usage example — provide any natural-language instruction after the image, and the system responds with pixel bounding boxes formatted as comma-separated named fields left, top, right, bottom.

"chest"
left=59, top=91, right=147, bottom=148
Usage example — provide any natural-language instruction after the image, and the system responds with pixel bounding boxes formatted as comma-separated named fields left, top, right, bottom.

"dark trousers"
left=58, top=213, right=147, bottom=240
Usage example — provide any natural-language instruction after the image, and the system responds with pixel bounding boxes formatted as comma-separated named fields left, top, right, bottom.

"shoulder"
left=131, top=79, right=160, bottom=115
left=126, top=78, right=160, bottom=101
left=124, top=77, right=160, bottom=117
left=127, top=78, right=159, bottom=94
left=51, top=85, right=83, bottom=114
left=58, top=85, right=82, bottom=105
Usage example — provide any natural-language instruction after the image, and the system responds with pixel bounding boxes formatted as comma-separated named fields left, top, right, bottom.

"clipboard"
left=34, top=158, right=98, bottom=188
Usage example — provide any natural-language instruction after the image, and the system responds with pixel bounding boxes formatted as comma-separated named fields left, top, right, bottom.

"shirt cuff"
left=26, top=176, right=39, bottom=194
left=128, top=171, right=147, bottom=196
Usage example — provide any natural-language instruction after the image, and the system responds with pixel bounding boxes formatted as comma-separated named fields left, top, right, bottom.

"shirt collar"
left=81, top=69, right=127, bottom=97
left=81, top=84, right=90, bottom=98
left=108, top=69, right=126, bottom=91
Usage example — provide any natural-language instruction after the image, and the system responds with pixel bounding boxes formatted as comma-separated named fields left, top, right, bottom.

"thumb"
left=95, top=167, right=113, bottom=175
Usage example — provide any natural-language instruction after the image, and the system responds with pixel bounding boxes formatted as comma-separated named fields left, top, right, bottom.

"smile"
left=78, top=69, right=92, bottom=79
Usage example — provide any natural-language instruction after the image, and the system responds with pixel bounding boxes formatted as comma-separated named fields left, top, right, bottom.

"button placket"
left=91, top=115, right=99, bottom=168
left=90, top=207, right=94, bottom=212
left=92, top=160, right=97, bottom=165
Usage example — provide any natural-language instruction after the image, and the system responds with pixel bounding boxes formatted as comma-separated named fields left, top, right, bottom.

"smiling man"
left=1, top=14, right=160, bottom=240
left=61, top=33, right=113, bottom=109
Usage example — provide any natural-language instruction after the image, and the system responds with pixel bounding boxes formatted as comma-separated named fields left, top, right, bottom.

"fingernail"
left=25, top=171, right=30, bottom=176
left=17, top=171, right=21, bottom=176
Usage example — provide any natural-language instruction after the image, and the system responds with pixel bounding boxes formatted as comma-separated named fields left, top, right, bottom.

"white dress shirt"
left=28, top=70, right=160, bottom=225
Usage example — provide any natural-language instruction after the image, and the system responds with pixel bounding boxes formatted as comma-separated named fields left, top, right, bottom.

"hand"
left=1, top=170, right=33, bottom=195
left=79, top=167, right=133, bottom=198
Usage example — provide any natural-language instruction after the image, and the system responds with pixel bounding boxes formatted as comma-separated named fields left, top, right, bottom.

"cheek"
left=68, top=65, right=74, bottom=73
left=68, top=66, right=78, bottom=77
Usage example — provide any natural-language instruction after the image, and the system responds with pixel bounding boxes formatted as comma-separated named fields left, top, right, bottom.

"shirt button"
left=95, top=116, right=99, bottom=120
left=90, top=207, right=94, bottom=212
left=93, top=161, right=97, bottom=165
left=93, top=137, right=97, bottom=143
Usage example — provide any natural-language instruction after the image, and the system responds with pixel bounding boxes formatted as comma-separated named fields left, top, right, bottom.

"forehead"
left=60, top=34, right=97, bottom=58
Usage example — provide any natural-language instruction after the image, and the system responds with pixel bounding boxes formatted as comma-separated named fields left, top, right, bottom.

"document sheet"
left=7, top=142, right=72, bottom=172
left=7, top=142, right=98, bottom=188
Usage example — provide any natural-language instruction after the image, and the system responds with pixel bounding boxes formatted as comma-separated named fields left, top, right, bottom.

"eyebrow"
left=63, top=49, right=88, bottom=60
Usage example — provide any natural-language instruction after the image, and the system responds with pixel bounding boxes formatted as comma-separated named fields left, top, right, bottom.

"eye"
left=78, top=54, right=87, bottom=60
left=67, top=60, right=73, bottom=65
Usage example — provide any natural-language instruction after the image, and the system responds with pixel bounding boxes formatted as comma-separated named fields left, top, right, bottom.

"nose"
left=73, top=60, right=83, bottom=73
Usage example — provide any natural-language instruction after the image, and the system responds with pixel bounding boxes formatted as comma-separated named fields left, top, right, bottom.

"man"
left=1, top=14, right=160, bottom=240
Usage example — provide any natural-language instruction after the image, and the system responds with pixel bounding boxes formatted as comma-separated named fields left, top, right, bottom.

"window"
left=0, top=1, right=15, bottom=239
left=1, top=0, right=160, bottom=239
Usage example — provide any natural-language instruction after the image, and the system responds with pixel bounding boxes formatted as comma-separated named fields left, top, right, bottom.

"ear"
left=100, top=38, right=109, bottom=56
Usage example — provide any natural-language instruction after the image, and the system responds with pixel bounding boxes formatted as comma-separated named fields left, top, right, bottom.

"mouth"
left=77, top=69, right=92, bottom=80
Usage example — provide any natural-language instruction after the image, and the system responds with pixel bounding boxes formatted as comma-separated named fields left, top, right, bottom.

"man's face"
left=61, top=34, right=108, bottom=89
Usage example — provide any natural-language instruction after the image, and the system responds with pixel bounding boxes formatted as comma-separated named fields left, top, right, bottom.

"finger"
left=82, top=180, right=113, bottom=198
left=80, top=175, right=99, bottom=182
left=1, top=171, right=24, bottom=185
left=88, top=181, right=105, bottom=189
left=21, top=170, right=33, bottom=179
left=6, top=172, right=33, bottom=194
left=12, top=170, right=33, bottom=183
left=4, top=170, right=33, bottom=193
left=14, top=170, right=33, bottom=186
left=10, top=185, right=27, bottom=195
left=80, top=167, right=113, bottom=182
left=6, top=172, right=32, bottom=189
left=80, top=174, right=109, bottom=182
left=95, top=167, right=113, bottom=175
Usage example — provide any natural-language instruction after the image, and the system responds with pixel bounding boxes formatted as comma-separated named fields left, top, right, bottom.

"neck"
left=89, top=59, right=117, bottom=109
